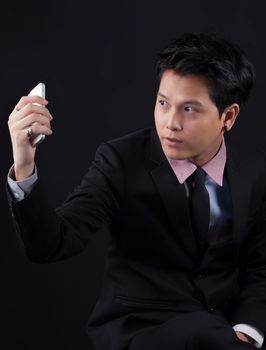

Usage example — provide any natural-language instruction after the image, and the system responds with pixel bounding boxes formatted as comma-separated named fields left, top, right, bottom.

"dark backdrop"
left=1, top=1, right=266, bottom=349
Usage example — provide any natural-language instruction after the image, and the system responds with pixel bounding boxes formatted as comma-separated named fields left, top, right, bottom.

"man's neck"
left=189, top=138, right=223, bottom=167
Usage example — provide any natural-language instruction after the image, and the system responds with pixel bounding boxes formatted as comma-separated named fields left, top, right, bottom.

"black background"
left=1, top=1, right=266, bottom=349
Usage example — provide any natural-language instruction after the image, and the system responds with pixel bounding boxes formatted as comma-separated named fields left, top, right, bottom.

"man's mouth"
left=164, top=137, right=183, bottom=143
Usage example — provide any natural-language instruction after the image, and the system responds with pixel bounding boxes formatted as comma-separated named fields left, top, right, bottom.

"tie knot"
left=192, top=167, right=206, bottom=188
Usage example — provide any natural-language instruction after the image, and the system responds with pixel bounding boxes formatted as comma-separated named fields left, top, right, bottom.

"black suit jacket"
left=7, top=127, right=266, bottom=350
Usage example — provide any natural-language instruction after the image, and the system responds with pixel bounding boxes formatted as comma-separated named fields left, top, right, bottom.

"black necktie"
left=190, top=167, right=210, bottom=257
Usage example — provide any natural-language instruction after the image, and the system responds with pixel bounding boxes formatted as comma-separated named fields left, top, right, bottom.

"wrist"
left=14, top=163, right=35, bottom=180
left=235, top=331, right=255, bottom=345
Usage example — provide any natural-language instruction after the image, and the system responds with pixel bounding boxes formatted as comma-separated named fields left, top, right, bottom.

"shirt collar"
left=166, top=138, right=226, bottom=186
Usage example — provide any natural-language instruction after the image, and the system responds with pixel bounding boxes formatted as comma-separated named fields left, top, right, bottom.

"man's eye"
left=184, top=106, right=193, bottom=112
left=159, top=100, right=168, bottom=107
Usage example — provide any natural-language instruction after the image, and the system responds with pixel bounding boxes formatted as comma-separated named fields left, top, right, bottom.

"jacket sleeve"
left=6, top=142, right=125, bottom=263
left=229, top=156, right=266, bottom=334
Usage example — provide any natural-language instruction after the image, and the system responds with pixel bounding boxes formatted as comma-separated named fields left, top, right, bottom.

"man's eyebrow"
left=157, top=92, right=203, bottom=106
left=182, top=100, right=203, bottom=107
left=157, top=92, right=169, bottom=99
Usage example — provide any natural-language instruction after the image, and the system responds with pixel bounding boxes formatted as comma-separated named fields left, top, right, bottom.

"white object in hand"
left=28, top=82, right=46, bottom=147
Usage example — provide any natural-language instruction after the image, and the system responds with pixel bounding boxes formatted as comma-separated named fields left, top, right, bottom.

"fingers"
left=13, top=95, right=48, bottom=112
left=25, top=123, right=53, bottom=137
left=8, top=95, right=54, bottom=148
left=9, top=102, right=52, bottom=123
left=8, top=97, right=53, bottom=138
left=12, top=123, right=52, bottom=146
left=12, top=113, right=52, bottom=131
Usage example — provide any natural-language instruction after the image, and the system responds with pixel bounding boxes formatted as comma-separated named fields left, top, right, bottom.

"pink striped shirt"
left=166, top=138, right=226, bottom=186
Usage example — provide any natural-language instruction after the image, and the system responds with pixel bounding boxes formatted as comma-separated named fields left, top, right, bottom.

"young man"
left=7, top=33, right=266, bottom=349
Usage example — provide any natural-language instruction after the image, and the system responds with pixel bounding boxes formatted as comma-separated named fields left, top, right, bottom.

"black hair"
left=156, top=33, right=255, bottom=115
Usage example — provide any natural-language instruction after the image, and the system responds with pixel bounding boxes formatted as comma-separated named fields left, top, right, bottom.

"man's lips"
left=163, top=137, right=184, bottom=148
left=164, top=137, right=183, bottom=143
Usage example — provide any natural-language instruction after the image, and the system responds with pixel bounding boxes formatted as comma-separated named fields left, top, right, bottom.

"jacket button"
left=208, top=306, right=214, bottom=313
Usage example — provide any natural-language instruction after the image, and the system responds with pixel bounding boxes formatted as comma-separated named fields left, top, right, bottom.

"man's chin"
left=162, top=147, right=189, bottom=160
left=167, top=155, right=188, bottom=160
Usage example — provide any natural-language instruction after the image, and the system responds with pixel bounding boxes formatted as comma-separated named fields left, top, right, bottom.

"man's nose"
left=166, top=114, right=183, bottom=131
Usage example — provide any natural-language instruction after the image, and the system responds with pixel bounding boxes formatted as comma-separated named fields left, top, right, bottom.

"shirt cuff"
left=7, top=164, right=38, bottom=202
left=233, top=323, right=264, bottom=348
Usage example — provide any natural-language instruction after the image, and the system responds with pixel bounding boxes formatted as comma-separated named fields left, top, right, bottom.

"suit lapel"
left=148, top=128, right=251, bottom=256
left=149, top=127, right=199, bottom=262
left=225, top=148, right=251, bottom=246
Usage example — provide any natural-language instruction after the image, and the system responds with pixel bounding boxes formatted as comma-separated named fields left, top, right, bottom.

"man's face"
left=154, top=69, right=225, bottom=165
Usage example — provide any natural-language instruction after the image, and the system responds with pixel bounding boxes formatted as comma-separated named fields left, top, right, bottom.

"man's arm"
left=7, top=94, right=124, bottom=264
left=228, top=154, right=266, bottom=342
left=7, top=142, right=125, bottom=263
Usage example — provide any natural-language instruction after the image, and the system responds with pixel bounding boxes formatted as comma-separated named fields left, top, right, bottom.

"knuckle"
left=23, top=104, right=32, bottom=114
left=30, top=112, right=41, bottom=121
left=41, top=115, right=49, bottom=124
left=25, top=113, right=34, bottom=123
left=27, top=103, right=34, bottom=111
left=30, top=124, right=36, bottom=132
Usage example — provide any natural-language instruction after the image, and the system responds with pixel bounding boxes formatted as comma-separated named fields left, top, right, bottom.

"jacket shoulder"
left=104, top=127, right=154, bottom=157
left=226, top=140, right=266, bottom=183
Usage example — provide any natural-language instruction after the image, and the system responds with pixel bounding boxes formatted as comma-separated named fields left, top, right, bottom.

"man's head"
left=154, top=33, right=255, bottom=165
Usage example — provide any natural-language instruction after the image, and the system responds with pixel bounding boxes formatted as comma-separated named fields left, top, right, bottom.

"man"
left=6, top=33, right=266, bottom=349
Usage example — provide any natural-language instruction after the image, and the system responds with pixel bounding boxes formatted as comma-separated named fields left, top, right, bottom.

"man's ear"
left=221, top=103, right=240, bottom=132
